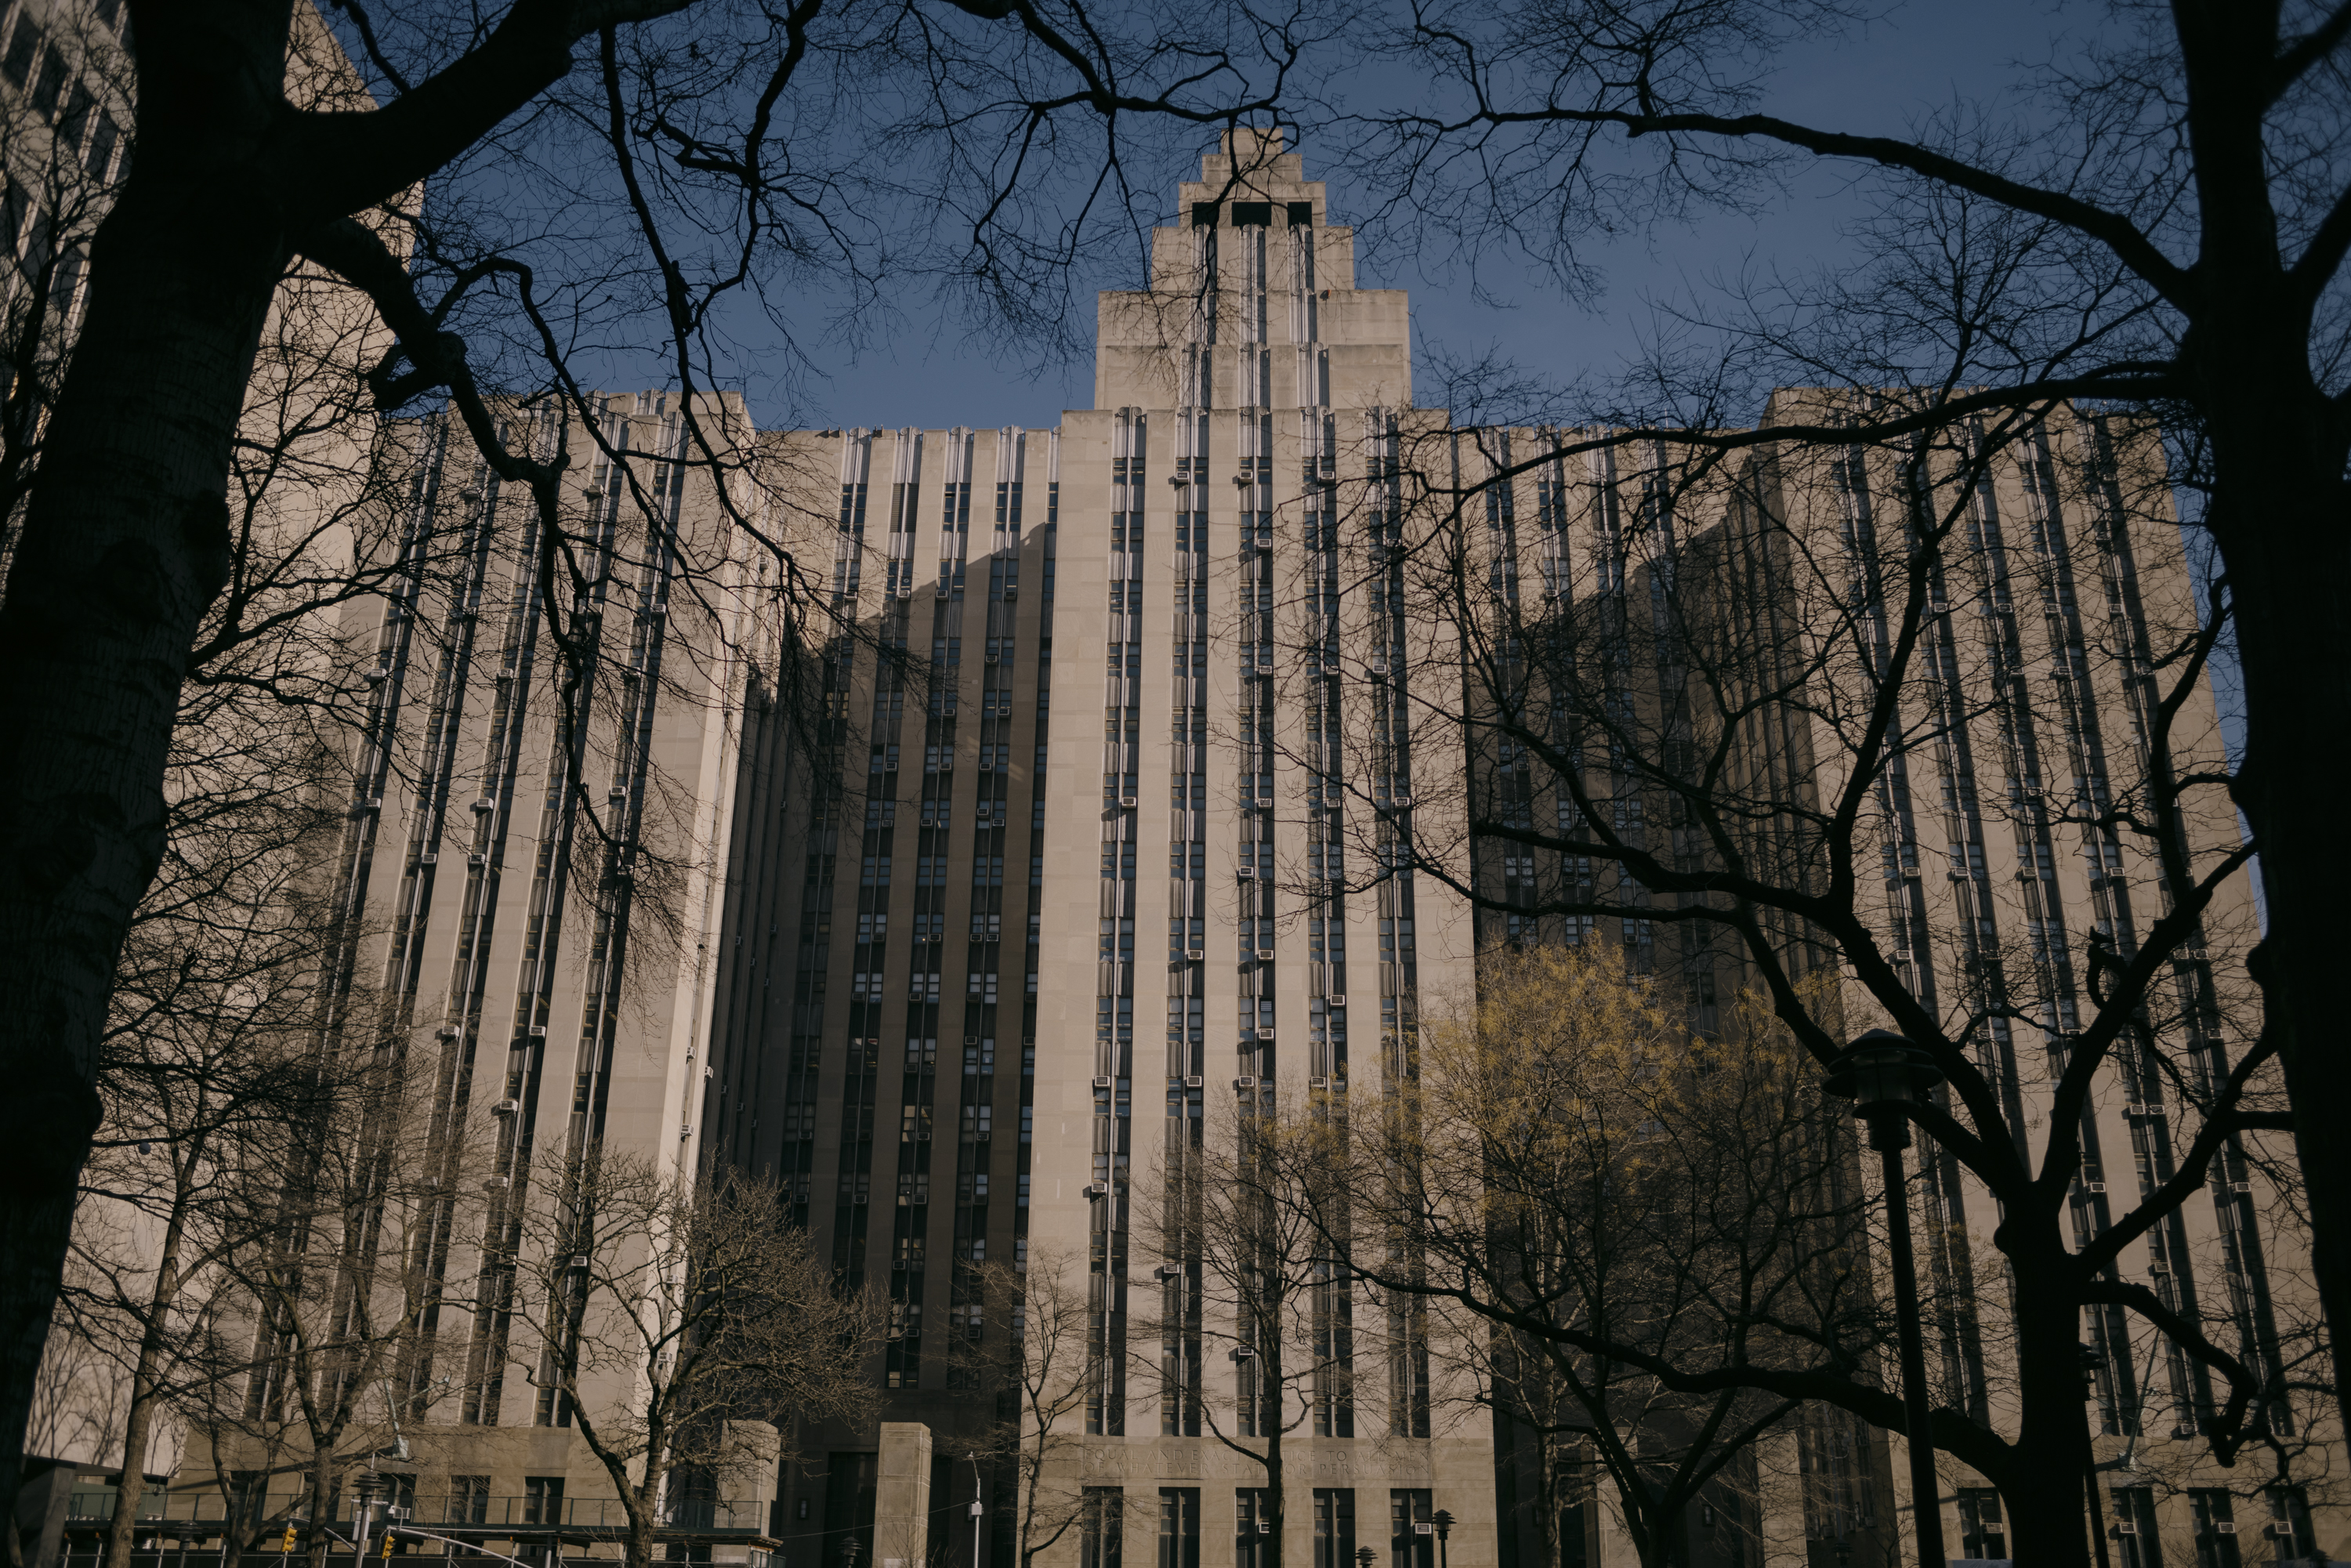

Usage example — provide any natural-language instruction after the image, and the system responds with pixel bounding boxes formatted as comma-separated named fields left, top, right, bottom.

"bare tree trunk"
left=2168, top=11, right=2351, bottom=1434
left=625, top=1482, right=659, bottom=1568
left=306, top=1448, right=342, bottom=1568
left=1997, top=1237, right=2101, bottom=1568
left=0, top=5, right=292, bottom=1531
left=1261, top=1365, right=1283, bottom=1568
left=100, top=1208, right=190, bottom=1568
left=2215, top=462, right=2351, bottom=1436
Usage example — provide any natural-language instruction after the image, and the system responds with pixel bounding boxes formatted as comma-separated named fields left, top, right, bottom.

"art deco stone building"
left=701, top=129, right=1491, bottom=1568
left=28, top=119, right=2339, bottom=1568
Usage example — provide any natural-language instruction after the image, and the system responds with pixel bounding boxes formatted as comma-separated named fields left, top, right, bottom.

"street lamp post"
left=352, top=1473, right=387, bottom=1566
left=1430, top=1511, right=1453, bottom=1568
left=969, top=1454, right=985, bottom=1568
left=1826, top=1030, right=1949, bottom=1568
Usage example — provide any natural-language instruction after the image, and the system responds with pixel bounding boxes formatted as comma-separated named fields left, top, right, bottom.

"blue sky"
left=794, top=0, right=2089, bottom=431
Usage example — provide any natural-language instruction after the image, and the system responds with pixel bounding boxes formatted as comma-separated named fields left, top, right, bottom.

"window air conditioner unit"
left=1259, top=1029, right=1275, bottom=1041
left=1168, top=474, right=1187, bottom=487
left=2125, top=1104, right=2147, bottom=1117
left=484, top=1175, right=510, bottom=1191
left=2084, top=1181, right=2106, bottom=1193
left=985, top=653, right=999, bottom=664
left=1237, top=867, right=1254, bottom=879
left=570, top=1255, right=589, bottom=1269
left=1184, top=1076, right=1204, bottom=1088
left=1233, top=474, right=1252, bottom=487
left=2267, top=1524, right=2298, bottom=1539
left=1233, top=1077, right=1259, bottom=1090
left=2115, top=1524, right=2136, bottom=1537
left=491, top=1098, right=520, bottom=1115
left=1186, top=948, right=1204, bottom=961
left=1156, top=1262, right=1184, bottom=1279
left=1329, top=994, right=1347, bottom=1007
left=473, top=797, right=494, bottom=813
left=528, top=1025, right=547, bottom=1037
left=359, top=798, right=382, bottom=813
left=2230, top=1180, right=2253, bottom=1193
left=1256, top=949, right=1275, bottom=961
left=2215, top=1524, right=2236, bottom=1536
left=851, top=1193, right=868, bottom=1204
left=1121, top=795, right=1139, bottom=807
left=1085, top=1181, right=1110, bottom=1197
left=2148, top=1260, right=2169, bottom=1274
left=437, top=1024, right=462, bottom=1039
left=469, top=853, right=487, bottom=866
left=608, top=785, right=628, bottom=799
left=1309, top=1077, right=1328, bottom=1089
left=893, top=1257, right=908, bottom=1269
left=1415, top=1525, right=1434, bottom=1537
left=418, top=852, right=437, bottom=865
left=1002, top=585, right=1019, bottom=600
left=1229, top=1345, right=1255, bottom=1361
left=1092, top=1075, right=1114, bottom=1089
left=936, top=585, right=951, bottom=599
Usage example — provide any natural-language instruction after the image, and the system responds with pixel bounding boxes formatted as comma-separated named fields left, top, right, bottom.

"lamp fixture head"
left=1822, top=1029, right=1943, bottom=1107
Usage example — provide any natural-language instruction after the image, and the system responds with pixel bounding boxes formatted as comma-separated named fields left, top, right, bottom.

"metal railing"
left=65, top=1494, right=764, bottom=1532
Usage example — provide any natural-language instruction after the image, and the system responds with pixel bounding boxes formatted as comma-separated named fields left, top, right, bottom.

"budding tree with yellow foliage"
left=1308, top=945, right=1882, bottom=1568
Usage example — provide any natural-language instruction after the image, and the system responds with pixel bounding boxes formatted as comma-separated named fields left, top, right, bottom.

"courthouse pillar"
left=875, top=1422, right=934, bottom=1568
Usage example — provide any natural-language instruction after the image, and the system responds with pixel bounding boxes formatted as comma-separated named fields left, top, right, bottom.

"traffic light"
left=382, top=1531, right=396, bottom=1558
left=281, top=1526, right=299, bottom=1553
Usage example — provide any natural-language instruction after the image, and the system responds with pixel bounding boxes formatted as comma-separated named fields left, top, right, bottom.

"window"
left=450, top=1476, right=491, bottom=1526
left=1958, top=1489, right=2006, bottom=1561
left=0, top=16, right=38, bottom=88
left=85, top=110, right=118, bottom=179
left=2114, top=1487, right=2161, bottom=1568
left=1159, top=1490, right=1201, bottom=1568
left=1313, top=1491, right=1356, bottom=1568
left=1389, top=1491, right=1433, bottom=1568
left=1081, top=1490, right=1124, bottom=1568
left=523, top=1477, right=565, bottom=1527
left=30, top=42, right=65, bottom=118
left=2263, top=1489, right=2315, bottom=1565
left=2189, top=1491, right=2241, bottom=1568
left=1237, top=1491, right=1271, bottom=1568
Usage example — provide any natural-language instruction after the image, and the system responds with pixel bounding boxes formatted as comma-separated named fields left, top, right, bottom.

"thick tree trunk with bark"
left=1998, top=1229, right=2101, bottom=1568
left=2171, top=0, right=2351, bottom=1436
left=0, top=9, right=462, bottom=1548
left=2204, top=426, right=2351, bottom=1433
left=0, top=95, right=288, bottom=1566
